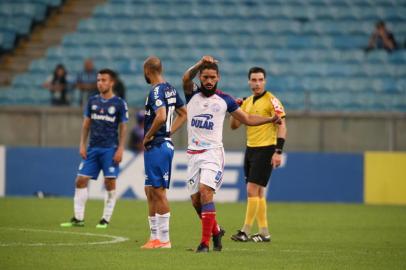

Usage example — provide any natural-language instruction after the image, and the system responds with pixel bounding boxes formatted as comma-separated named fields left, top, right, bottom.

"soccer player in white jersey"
left=182, top=56, right=281, bottom=252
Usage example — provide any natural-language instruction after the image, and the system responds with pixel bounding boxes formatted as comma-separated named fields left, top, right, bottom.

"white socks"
left=74, top=188, right=116, bottom=222
left=156, top=212, right=170, bottom=243
left=74, top=187, right=88, bottom=221
left=102, top=190, right=116, bottom=222
left=148, top=216, right=158, bottom=240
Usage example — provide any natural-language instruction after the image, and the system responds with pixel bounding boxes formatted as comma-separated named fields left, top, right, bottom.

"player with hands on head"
left=182, top=56, right=281, bottom=252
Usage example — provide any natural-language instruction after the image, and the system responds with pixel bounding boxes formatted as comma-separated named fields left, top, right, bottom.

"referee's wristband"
left=276, top=138, right=285, bottom=153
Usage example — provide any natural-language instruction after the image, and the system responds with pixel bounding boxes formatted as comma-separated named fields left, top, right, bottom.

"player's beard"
left=144, top=74, right=151, bottom=84
left=200, top=82, right=217, bottom=97
left=99, top=87, right=110, bottom=95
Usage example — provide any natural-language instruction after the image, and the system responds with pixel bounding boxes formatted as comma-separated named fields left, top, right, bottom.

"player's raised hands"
left=200, top=55, right=218, bottom=64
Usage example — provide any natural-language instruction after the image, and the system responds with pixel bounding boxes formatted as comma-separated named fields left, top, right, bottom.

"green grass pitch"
left=0, top=198, right=405, bottom=270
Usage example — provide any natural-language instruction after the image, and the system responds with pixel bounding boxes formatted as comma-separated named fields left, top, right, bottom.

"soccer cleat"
left=231, top=230, right=249, bottom=242
left=154, top=241, right=172, bottom=249
left=212, top=227, right=225, bottom=251
left=195, top=243, right=209, bottom=253
left=140, top=239, right=160, bottom=249
left=250, top=233, right=271, bottom=243
left=95, top=218, right=109, bottom=229
left=60, top=217, right=84, bottom=227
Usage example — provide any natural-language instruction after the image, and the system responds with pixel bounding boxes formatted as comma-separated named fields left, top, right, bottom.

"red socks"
left=201, top=202, right=216, bottom=246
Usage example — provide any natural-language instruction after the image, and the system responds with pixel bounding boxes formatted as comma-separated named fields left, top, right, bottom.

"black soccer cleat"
left=196, top=243, right=209, bottom=253
left=212, top=227, right=225, bottom=251
left=250, top=233, right=271, bottom=243
left=96, top=218, right=109, bottom=229
left=231, top=230, right=249, bottom=242
left=60, top=217, right=84, bottom=227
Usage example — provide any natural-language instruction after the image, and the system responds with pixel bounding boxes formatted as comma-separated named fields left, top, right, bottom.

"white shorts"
left=186, top=147, right=225, bottom=195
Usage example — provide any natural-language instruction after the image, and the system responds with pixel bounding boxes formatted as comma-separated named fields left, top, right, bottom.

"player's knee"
left=75, top=176, right=89, bottom=188
left=247, top=189, right=258, bottom=197
left=191, top=193, right=200, bottom=207
left=247, top=182, right=261, bottom=197
left=152, top=188, right=166, bottom=202
left=145, top=186, right=153, bottom=199
left=192, top=199, right=200, bottom=209
left=199, top=187, right=214, bottom=204
left=104, top=178, right=116, bottom=191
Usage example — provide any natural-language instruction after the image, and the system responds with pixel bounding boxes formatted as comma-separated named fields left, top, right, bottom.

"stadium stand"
left=1, top=0, right=405, bottom=111
left=0, top=0, right=67, bottom=87
left=0, top=1, right=61, bottom=49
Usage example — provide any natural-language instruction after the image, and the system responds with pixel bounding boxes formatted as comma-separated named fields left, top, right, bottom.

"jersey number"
left=166, top=106, right=175, bottom=133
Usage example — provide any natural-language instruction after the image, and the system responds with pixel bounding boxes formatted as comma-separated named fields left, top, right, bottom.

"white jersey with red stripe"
left=185, top=86, right=239, bottom=150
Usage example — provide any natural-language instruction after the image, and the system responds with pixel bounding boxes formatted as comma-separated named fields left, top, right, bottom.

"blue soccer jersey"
left=143, top=82, right=184, bottom=188
left=144, top=82, right=184, bottom=146
left=84, top=95, right=129, bottom=148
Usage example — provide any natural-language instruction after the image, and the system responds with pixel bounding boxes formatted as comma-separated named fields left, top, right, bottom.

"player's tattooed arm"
left=183, top=56, right=217, bottom=95
left=182, top=62, right=201, bottom=95
left=79, top=117, right=91, bottom=159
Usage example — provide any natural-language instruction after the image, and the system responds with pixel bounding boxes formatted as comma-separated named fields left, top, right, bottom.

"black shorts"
left=244, top=145, right=275, bottom=187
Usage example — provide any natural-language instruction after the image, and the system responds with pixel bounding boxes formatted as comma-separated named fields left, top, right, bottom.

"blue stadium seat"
left=4, top=0, right=405, bottom=111
left=388, top=51, right=406, bottom=64
left=8, top=0, right=62, bottom=8
left=332, top=35, right=367, bottom=49
left=0, top=32, right=16, bottom=50
left=0, top=16, right=32, bottom=35
left=12, top=73, right=47, bottom=88
left=274, top=91, right=306, bottom=111
left=0, top=2, right=47, bottom=22
left=365, top=51, right=389, bottom=63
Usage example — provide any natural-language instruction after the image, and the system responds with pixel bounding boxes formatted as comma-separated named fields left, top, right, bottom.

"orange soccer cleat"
left=140, top=239, right=160, bottom=249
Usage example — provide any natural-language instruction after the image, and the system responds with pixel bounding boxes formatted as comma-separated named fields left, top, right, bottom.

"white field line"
left=0, top=227, right=129, bottom=247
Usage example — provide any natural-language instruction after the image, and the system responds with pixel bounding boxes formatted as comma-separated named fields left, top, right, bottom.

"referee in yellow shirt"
left=230, top=67, right=287, bottom=242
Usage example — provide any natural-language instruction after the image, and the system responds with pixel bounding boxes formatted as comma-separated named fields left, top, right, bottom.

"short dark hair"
left=376, top=20, right=385, bottom=28
left=98, top=68, right=117, bottom=81
left=199, top=62, right=219, bottom=74
left=248, top=67, right=266, bottom=79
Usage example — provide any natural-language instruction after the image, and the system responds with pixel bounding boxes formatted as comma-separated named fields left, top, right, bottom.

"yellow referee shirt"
left=240, top=91, right=286, bottom=147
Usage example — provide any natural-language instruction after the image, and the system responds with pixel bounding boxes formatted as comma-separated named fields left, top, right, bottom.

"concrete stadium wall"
left=0, top=107, right=405, bottom=152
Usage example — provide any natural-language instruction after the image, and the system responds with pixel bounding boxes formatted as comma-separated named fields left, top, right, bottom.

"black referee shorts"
left=244, top=145, right=275, bottom=187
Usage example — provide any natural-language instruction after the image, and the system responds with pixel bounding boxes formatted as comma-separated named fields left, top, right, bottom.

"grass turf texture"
left=0, top=198, right=405, bottom=270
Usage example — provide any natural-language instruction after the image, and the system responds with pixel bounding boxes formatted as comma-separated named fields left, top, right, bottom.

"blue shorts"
left=144, top=141, right=174, bottom=188
left=77, top=147, right=119, bottom=180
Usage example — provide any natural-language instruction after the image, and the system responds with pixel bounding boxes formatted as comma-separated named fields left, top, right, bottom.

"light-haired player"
left=61, top=69, right=128, bottom=229
left=182, top=56, right=281, bottom=252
